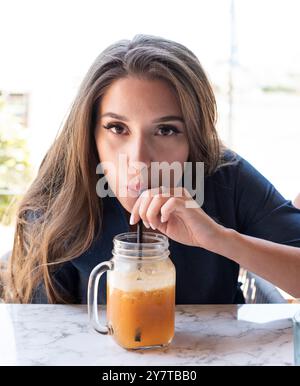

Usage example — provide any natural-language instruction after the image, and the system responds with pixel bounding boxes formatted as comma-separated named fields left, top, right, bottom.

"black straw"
left=137, top=219, right=143, bottom=244
left=137, top=218, right=143, bottom=261
left=136, top=188, right=144, bottom=275
left=136, top=219, right=143, bottom=277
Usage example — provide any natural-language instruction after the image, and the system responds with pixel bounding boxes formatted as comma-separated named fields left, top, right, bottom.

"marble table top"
left=1, top=304, right=299, bottom=366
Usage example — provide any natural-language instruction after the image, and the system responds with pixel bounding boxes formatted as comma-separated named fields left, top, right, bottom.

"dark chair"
left=240, top=269, right=287, bottom=303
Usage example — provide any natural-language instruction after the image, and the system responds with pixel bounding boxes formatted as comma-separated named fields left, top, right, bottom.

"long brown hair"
left=4, top=34, right=229, bottom=303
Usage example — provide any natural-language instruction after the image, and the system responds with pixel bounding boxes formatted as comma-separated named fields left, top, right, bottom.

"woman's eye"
left=156, top=125, right=180, bottom=136
left=103, top=123, right=128, bottom=135
left=102, top=123, right=181, bottom=136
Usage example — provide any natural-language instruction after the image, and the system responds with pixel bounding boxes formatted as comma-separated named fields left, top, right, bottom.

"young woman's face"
left=95, top=76, right=189, bottom=212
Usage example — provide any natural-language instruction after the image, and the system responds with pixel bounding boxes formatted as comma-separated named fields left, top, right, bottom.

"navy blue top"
left=32, top=152, right=300, bottom=304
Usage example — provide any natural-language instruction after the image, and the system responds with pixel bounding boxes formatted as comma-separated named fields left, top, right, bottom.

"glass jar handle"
left=87, top=260, right=114, bottom=335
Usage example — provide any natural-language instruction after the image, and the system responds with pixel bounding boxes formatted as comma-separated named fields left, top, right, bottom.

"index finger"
left=129, top=187, right=160, bottom=225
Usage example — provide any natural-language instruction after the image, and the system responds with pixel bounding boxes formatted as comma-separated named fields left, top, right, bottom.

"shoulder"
left=204, top=149, right=278, bottom=212
left=205, top=149, right=241, bottom=188
left=208, top=149, right=265, bottom=185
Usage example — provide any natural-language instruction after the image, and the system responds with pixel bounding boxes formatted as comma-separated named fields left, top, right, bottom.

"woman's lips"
left=127, top=180, right=148, bottom=193
left=127, top=181, right=141, bottom=192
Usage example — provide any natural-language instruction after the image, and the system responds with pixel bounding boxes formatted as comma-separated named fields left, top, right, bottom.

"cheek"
left=96, top=132, right=132, bottom=162
left=95, top=134, right=116, bottom=190
left=96, top=133, right=113, bottom=161
left=163, top=140, right=189, bottom=163
left=96, top=139, right=135, bottom=197
left=179, top=142, right=190, bottom=162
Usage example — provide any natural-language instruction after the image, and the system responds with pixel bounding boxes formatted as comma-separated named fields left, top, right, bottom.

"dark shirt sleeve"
left=235, top=156, right=300, bottom=247
left=31, top=261, right=79, bottom=304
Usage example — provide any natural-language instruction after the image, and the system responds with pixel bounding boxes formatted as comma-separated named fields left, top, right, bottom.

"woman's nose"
left=127, top=136, right=152, bottom=168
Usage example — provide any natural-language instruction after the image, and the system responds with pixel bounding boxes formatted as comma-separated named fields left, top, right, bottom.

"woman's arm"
left=130, top=185, right=300, bottom=298
left=293, top=193, right=300, bottom=209
left=207, top=226, right=300, bottom=298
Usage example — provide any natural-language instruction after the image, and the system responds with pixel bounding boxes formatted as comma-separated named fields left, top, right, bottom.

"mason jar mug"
left=88, top=232, right=176, bottom=350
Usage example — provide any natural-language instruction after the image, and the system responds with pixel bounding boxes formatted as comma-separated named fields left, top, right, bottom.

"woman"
left=5, top=34, right=300, bottom=304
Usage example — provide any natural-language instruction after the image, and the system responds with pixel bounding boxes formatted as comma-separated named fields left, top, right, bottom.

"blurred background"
left=1, top=0, right=300, bottom=281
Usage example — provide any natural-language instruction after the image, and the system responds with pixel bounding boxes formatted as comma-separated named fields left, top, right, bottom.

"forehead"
left=100, top=76, right=182, bottom=117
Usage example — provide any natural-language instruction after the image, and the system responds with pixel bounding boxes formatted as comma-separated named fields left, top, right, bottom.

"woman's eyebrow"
left=100, top=112, right=184, bottom=123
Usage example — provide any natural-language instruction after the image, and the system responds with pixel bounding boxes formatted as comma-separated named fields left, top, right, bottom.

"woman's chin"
left=116, top=195, right=138, bottom=213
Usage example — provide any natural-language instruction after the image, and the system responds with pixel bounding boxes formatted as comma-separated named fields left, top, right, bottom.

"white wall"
left=1, top=0, right=299, bottom=198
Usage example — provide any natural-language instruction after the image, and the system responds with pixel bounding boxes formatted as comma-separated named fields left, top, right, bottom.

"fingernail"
left=143, top=221, right=150, bottom=229
left=161, top=215, right=166, bottom=223
left=129, top=214, right=135, bottom=225
left=149, top=223, right=156, bottom=230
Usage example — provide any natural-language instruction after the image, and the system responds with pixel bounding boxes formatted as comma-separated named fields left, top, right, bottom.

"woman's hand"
left=129, top=186, right=223, bottom=249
